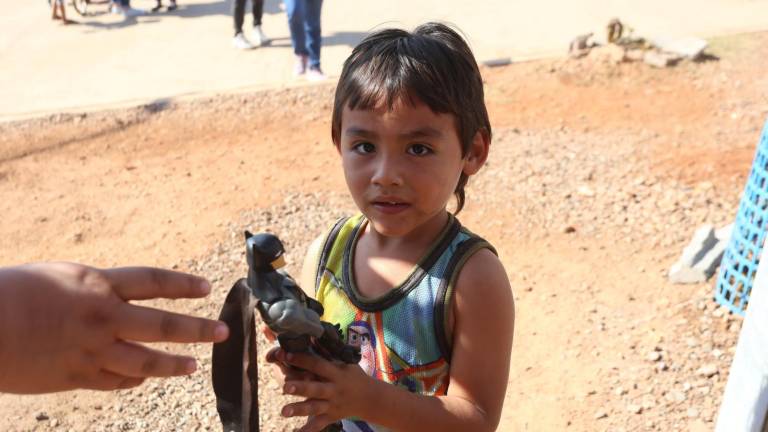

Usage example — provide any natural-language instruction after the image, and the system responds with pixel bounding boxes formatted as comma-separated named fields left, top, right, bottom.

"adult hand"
left=0, top=262, right=229, bottom=394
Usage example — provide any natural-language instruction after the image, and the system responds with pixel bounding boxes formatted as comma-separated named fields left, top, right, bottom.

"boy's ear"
left=462, top=129, right=490, bottom=176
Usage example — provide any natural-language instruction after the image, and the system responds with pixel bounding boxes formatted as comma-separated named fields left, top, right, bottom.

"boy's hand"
left=0, top=262, right=229, bottom=394
left=279, top=352, right=375, bottom=432
left=265, top=346, right=318, bottom=383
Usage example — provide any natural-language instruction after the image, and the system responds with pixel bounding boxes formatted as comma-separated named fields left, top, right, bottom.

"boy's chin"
left=367, top=218, right=414, bottom=238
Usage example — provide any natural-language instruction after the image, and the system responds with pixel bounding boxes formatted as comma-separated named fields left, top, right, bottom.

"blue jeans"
left=284, top=0, right=323, bottom=69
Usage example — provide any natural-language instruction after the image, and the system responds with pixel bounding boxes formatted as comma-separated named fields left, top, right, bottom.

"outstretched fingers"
left=102, top=266, right=211, bottom=301
left=115, top=302, right=229, bottom=343
left=73, top=369, right=146, bottom=391
left=101, top=340, right=197, bottom=378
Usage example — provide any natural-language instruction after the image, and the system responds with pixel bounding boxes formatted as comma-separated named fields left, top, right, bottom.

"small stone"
left=628, top=404, right=643, bottom=414
left=647, top=351, right=662, bottom=362
left=671, top=390, right=687, bottom=402
left=594, top=409, right=609, bottom=420
left=687, top=407, right=700, bottom=418
left=697, top=364, right=718, bottom=378
left=35, top=412, right=49, bottom=421
left=656, top=361, right=668, bottom=371
left=50, top=419, right=59, bottom=427
left=644, top=50, right=678, bottom=68
left=577, top=185, right=596, bottom=197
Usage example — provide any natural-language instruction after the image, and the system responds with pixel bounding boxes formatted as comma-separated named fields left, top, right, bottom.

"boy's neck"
left=352, top=210, right=453, bottom=299
left=362, top=210, right=451, bottom=256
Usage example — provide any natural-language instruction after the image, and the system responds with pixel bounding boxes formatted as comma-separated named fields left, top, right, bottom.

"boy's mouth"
left=371, top=200, right=410, bottom=214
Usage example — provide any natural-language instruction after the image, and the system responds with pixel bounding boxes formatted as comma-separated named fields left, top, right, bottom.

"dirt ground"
left=1, top=32, right=767, bottom=431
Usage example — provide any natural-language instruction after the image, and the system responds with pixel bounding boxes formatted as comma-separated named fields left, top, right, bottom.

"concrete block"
left=643, top=50, right=682, bottom=68
left=654, top=37, right=709, bottom=59
left=669, top=224, right=728, bottom=284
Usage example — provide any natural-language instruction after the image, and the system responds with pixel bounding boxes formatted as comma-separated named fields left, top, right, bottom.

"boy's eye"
left=353, top=142, right=375, bottom=154
left=408, top=144, right=432, bottom=156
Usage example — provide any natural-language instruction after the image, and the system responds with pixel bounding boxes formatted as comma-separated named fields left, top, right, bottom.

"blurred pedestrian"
left=285, top=0, right=324, bottom=80
left=232, top=0, right=270, bottom=50
left=111, top=0, right=146, bottom=17
left=151, top=0, right=178, bottom=13
left=50, top=0, right=70, bottom=24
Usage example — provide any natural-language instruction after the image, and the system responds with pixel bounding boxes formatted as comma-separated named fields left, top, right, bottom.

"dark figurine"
left=212, top=231, right=360, bottom=432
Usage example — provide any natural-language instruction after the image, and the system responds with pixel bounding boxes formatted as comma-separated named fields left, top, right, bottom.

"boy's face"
left=337, top=98, right=467, bottom=238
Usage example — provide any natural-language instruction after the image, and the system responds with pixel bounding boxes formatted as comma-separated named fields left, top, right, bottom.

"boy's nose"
left=370, top=156, right=404, bottom=187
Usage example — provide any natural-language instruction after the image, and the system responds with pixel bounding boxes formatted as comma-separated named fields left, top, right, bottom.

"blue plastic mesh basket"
left=714, top=121, right=768, bottom=315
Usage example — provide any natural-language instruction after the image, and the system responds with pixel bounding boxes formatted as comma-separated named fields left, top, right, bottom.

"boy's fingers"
left=102, top=267, right=211, bottom=301
left=283, top=381, right=333, bottom=399
left=101, top=341, right=196, bottom=378
left=115, top=303, right=229, bottom=343
left=282, top=399, right=330, bottom=418
left=285, top=352, right=333, bottom=377
left=262, top=324, right=276, bottom=342
left=265, top=346, right=283, bottom=363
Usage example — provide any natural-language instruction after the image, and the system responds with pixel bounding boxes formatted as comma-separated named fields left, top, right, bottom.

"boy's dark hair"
left=331, top=22, right=491, bottom=214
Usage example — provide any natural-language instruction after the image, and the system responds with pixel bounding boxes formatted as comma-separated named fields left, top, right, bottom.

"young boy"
left=267, top=22, right=514, bottom=431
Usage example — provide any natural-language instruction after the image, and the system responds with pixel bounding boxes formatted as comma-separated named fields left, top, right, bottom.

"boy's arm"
left=281, top=248, right=515, bottom=432
left=298, top=234, right=325, bottom=299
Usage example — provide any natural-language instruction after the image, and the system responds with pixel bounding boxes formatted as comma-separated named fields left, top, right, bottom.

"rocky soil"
left=1, top=31, right=767, bottom=432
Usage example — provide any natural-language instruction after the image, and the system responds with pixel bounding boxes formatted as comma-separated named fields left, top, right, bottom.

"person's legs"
left=231, top=0, right=254, bottom=48
left=57, top=0, right=68, bottom=22
left=232, top=0, right=246, bottom=36
left=251, top=0, right=269, bottom=46
left=303, top=0, right=323, bottom=69
left=252, top=0, right=263, bottom=26
left=285, top=0, right=307, bottom=57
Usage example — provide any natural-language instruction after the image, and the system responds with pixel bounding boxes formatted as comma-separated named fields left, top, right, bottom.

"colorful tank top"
left=313, top=214, right=496, bottom=432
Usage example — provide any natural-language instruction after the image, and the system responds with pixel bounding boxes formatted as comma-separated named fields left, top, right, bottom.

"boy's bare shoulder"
left=455, top=247, right=512, bottom=299
left=299, top=234, right=326, bottom=297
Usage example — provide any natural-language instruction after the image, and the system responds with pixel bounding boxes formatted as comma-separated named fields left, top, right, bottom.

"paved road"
left=2, top=0, right=768, bottom=121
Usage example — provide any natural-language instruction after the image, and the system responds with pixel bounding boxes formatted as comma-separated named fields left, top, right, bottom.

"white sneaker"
left=233, top=32, right=254, bottom=50
left=306, top=66, right=326, bottom=82
left=123, top=6, right=145, bottom=16
left=294, top=55, right=308, bottom=76
left=252, top=25, right=270, bottom=46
